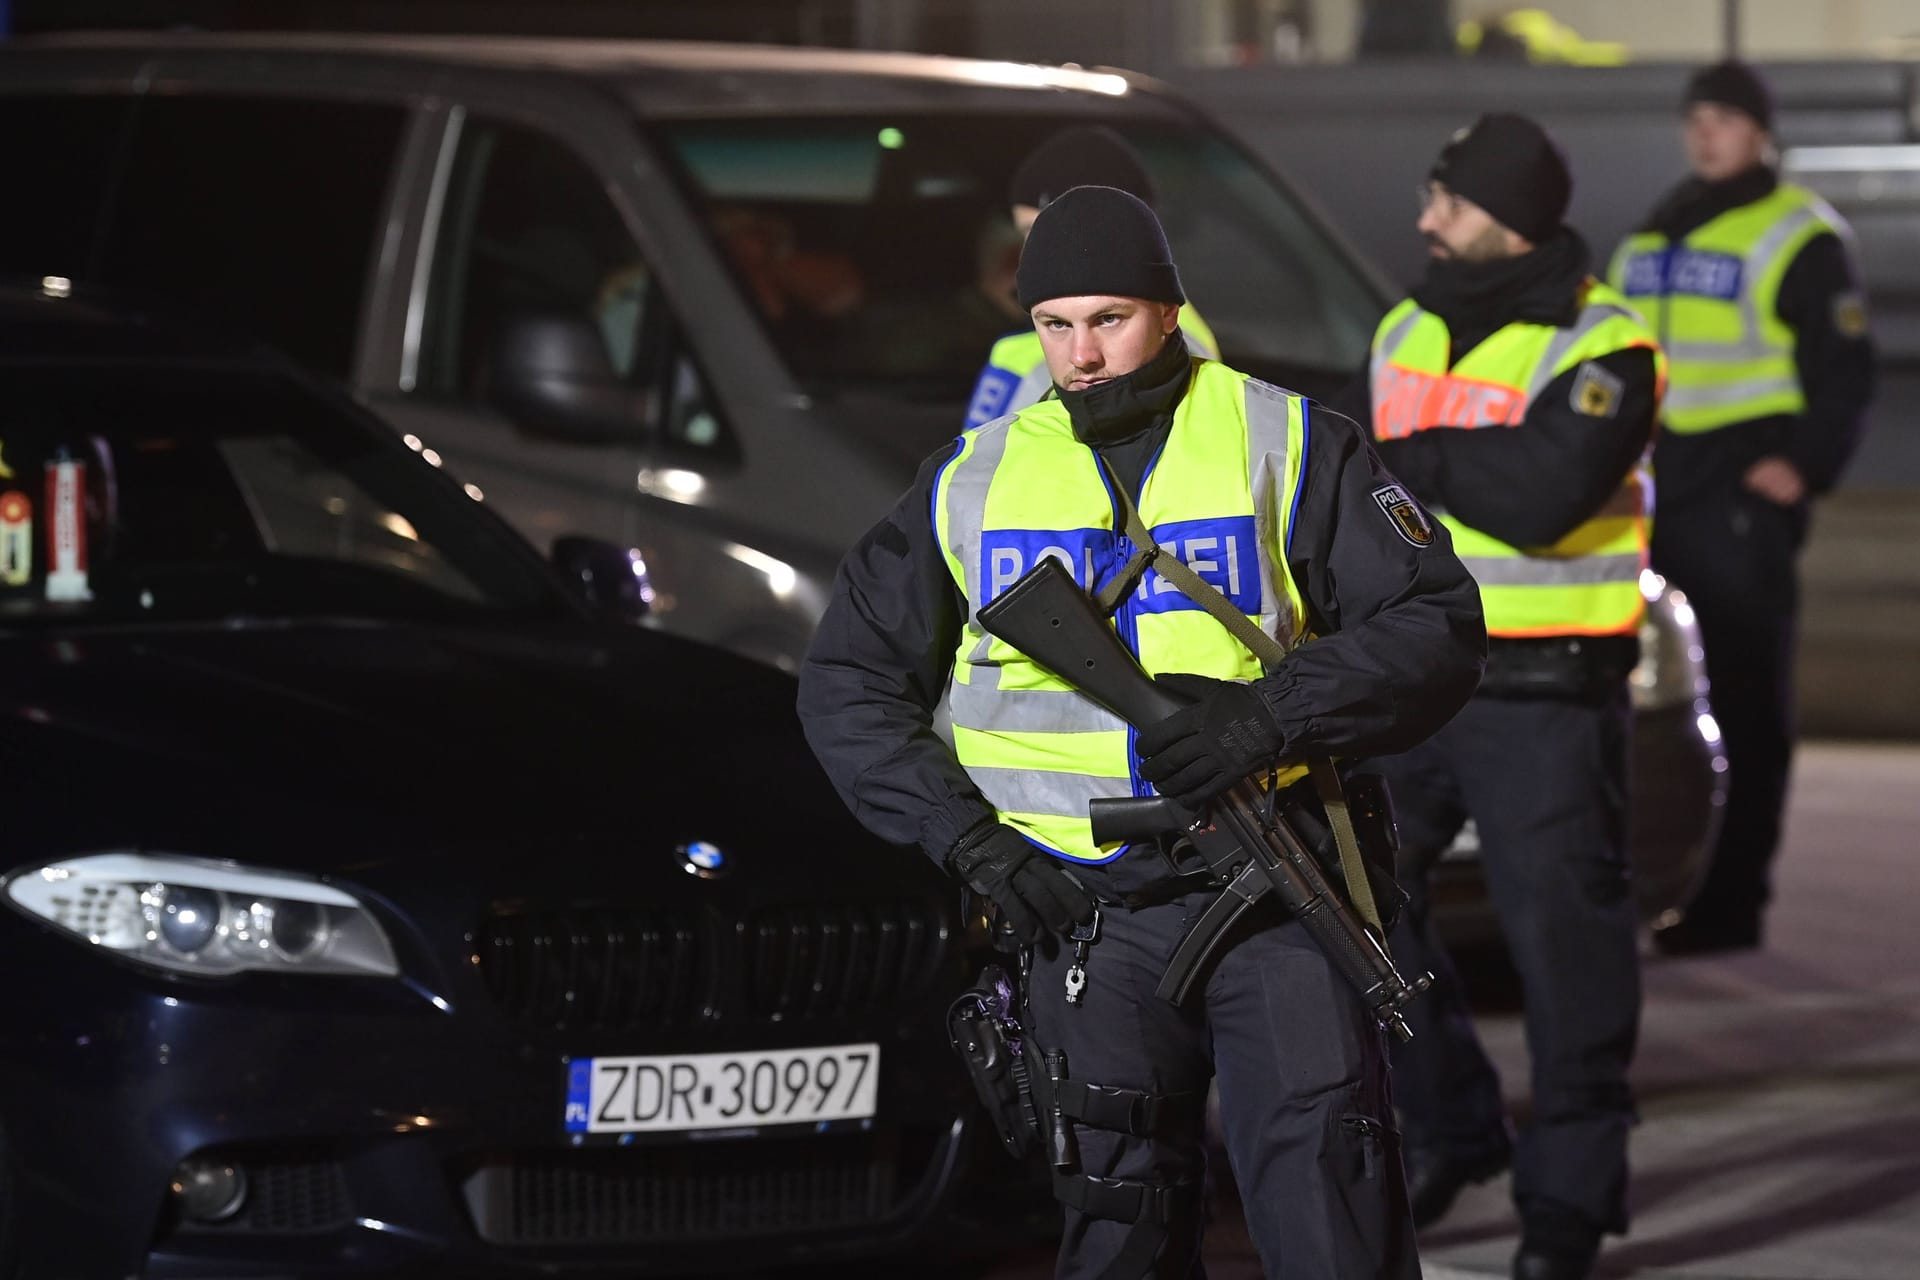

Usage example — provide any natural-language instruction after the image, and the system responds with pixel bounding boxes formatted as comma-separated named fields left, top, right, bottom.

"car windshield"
left=654, top=111, right=1387, bottom=403
left=0, top=362, right=567, bottom=630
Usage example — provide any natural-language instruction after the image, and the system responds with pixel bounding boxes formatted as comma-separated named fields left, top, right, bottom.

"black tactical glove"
left=945, top=822, right=1097, bottom=945
left=1134, top=673, right=1287, bottom=806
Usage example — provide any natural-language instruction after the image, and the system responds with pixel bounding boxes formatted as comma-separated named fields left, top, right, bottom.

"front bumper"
left=0, top=915, right=1024, bottom=1279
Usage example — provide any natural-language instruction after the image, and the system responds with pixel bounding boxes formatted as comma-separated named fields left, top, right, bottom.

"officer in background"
left=963, top=126, right=1218, bottom=429
left=1334, top=114, right=1662, bottom=1280
left=1609, top=61, right=1876, bottom=954
left=800, top=185, right=1485, bottom=1278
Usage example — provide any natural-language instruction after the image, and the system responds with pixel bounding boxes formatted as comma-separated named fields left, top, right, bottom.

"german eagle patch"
left=1570, top=360, right=1624, bottom=418
left=1371, top=483, right=1434, bottom=548
left=1833, top=291, right=1869, bottom=339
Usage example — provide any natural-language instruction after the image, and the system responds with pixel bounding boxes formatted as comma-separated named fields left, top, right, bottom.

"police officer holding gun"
left=798, top=184, right=1484, bottom=1278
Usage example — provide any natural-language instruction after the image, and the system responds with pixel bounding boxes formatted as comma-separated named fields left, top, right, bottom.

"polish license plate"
left=563, top=1043, right=880, bottom=1135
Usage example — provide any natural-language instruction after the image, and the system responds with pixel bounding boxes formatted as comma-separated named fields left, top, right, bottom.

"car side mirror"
left=488, top=312, right=648, bottom=444
left=551, top=535, right=652, bottom=622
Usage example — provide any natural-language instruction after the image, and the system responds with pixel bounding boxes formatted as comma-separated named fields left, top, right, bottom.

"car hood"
left=0, top=620, right=924, bottom=896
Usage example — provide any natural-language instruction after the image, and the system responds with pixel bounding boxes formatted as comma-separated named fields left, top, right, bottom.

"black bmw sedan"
left=0, top=288, right=1015, bottom=1278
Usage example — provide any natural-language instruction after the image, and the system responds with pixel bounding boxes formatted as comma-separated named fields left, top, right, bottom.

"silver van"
left=1, top=33, right=1391, bottom=665
left=0, top=33, right=1719, bottom=919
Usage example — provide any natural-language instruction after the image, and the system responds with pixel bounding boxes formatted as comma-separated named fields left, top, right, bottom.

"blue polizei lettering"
left=1621, top=250, right=1668, bottom=297
left=980, top=528, right=1117, bottom=602
left=1131, top=517, right=1261, bottom=616
left=1622, top=247, right=1742, bottom=301
left=964, top=366, right=1020, bottom=428
left=1667, top=248, right=1743, bottom=301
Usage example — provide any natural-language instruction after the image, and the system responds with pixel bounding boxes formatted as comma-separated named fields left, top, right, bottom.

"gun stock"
left=975, top=558, right=1187, bottom=727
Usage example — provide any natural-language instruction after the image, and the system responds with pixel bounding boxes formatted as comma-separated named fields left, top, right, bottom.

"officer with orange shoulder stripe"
left=1333, top=114, right=1661, bottom=1280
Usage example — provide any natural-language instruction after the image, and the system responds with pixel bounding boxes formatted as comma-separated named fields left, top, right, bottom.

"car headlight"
left=2, top=853, right=399, bottom=978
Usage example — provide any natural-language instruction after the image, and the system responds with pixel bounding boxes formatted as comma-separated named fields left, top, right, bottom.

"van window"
left=419, top=118, right=727, bottom=453
left=106, top=97, right=403, bottom=378
left=655, top=114, right=1387, bottom=405
left=419, top=116, right=727, bottom=455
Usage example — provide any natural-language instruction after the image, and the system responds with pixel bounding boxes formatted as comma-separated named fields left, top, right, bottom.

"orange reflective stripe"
left=1491, top=615, right=1641, bottom=638
left=1372, top=362, right=1527, bottom=439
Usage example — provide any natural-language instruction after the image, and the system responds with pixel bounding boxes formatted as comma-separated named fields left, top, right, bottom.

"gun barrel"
left=1217, top=780, right=1431, bottom=1034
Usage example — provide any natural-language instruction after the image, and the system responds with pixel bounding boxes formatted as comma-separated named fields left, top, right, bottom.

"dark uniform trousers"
left=1377, top=688, right=1640, bottom=1232
left=1024, top=885, right=1420, bottom=1279
left=1651, top=486, right=1804, bottom=926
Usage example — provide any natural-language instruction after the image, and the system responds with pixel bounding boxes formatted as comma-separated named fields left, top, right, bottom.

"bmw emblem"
left=676, top=841, right=729, bottom=880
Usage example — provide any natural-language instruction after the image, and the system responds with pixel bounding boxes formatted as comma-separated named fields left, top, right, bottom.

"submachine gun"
left=976, top=558, right=1431, bottom=1042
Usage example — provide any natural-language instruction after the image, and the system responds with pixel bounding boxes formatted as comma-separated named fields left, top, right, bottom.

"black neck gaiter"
left=1644, top=164, right=1778, bottom=241
left=1409, top=227, right=1593, bottom=362
left=1055, top=331, right=1196, bottom=502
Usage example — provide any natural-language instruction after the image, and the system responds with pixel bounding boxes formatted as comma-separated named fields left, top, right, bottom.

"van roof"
left=8, top=32, right=1167, bottom=114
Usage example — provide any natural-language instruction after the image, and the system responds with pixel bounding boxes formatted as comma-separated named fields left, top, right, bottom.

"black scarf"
left=1643, top=164, right=1777, bottom=240
left=1056, top=329, right=1194, bottom=501
left=1409, top=227, right=1592, bottom=362
left=1058, top=328, right=1194, bottom=445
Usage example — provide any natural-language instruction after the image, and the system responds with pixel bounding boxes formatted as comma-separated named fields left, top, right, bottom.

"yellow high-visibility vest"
left=1368, top=279, right=1661, bottom=638
left=934, top=358, right=1307, bottom=863
left=1609, top=183, right=1847, bottom=434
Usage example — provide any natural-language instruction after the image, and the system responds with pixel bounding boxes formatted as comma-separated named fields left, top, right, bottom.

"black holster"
left=946, top=964, right=1041, bottom=1159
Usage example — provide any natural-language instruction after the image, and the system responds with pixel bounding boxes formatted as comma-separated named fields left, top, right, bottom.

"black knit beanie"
left=1429, top=112, right=1571, bottom=245
left=1015, top=185, right=1185, bottom=312
left=1008, top=125, right=1158, bottom=209
left=1686, top=60, right=1774, bottom=131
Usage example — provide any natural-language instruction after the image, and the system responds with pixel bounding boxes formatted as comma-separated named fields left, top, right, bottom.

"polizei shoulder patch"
left=1371, top=482, right=1434, bottom=548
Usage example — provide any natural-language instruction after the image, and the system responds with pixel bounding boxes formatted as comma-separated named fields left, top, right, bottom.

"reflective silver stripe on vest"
left=1244, top=378, right=1300, bottom=659
left=949, top=680, right=1116, bottom=734
left=1006, top=362, right=1054, bottom=416
left=1524, top=301, right=1641, bottom=403
left=1664, top=204, right=1826, bottom=365
left=948, top=424, right=1015, bottom=667
left=1662, top=373, right=1802, bottom=412
left=965, top=765, right=1133, bottom=820
left=1459, top=552, right=1643, bottom=587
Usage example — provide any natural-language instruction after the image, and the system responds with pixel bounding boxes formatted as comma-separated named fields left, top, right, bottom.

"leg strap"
left=1052, top=1171, right=1189, bottom=1224
left=1053, top=1172, right=1198, bottom=1280
left=1054, top=1082, right=1205, bottom=1139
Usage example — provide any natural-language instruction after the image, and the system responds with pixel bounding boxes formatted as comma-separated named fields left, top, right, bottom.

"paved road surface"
left=977, top=741, right=1920, bottom=1279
